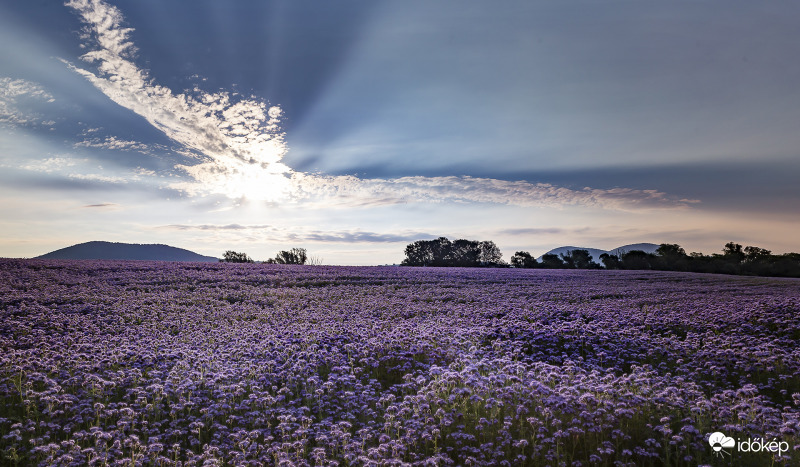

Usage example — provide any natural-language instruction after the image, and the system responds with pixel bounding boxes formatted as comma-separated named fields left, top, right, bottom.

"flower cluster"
left=1, top=260, right=798, bottom=465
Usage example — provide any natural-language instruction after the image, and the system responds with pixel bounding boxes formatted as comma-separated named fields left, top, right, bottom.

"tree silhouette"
left=744, top=246, right=771, bottom=262
left=539, top=253, right=564, bottom=269
left=401, top=237, right=505, bottom=267
left=656, top=243, right=689, bottom=271
left=222, top=250, right=253, bottom=263
left=560, top=249, right=599, bottom=269
left=399, top=239, right=800, bottom=276
left=656, top=243, right=686, bottom=257
left=478, top=241, right=503, bottom=265
left=620, top=250, right=655, bottom=270
left=430, top=237, right=453, bottom=267
left=449, top=239, right=480, bottom=267
left=401, top=240, right=436, bottom=266
left=599, top=253, right=622, bottom=270
left=510, top=251, right=538, bottom=268
left=273, top=248, right=308, bottom=265
left=723, top=242, right=745, bottom=263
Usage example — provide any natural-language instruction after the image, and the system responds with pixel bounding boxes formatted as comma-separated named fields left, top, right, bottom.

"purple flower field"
left=1, top=259, right=799, bottom=466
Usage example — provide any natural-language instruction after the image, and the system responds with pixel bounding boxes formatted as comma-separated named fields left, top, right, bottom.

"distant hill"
left=538, top=243, right=660, bottom=263
left=36, top=241, right=219, bottom=262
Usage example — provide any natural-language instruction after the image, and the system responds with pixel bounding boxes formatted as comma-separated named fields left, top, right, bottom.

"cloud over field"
left=160, top=223, right=435, bottom=244
left=64, top=0, right=692, bottom=211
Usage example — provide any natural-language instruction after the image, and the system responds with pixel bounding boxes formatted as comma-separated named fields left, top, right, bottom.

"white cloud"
left=63, top=0, right=286, bottom=169
left=134, top=167, right=157, bottom=177
left=0, top=77, right=55, bottom=126
left=17, top=157, right=86, bottom=173
left=289, top=174, right=694, bottom=211
left=74, top=135, right=152, bottom=152
left=68, top=172, right=128, bottom=184
left=13, top=154, right=162, bottom=186
left=64, top=0, right=693, bottom=212
left=0, top=78, right=54, bottom=101
left=159, top=223, right=434, bottom=243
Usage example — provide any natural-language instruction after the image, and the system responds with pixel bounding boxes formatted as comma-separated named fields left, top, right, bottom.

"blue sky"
left=1, top=0, right=799, bottom=264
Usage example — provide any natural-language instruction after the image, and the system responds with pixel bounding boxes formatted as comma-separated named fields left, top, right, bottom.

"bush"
left=272, top=248, right=307, bottom=265
left=221, top=250, right=253, bottom=263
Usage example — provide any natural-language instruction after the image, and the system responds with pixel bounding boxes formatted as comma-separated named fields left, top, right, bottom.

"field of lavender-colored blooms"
left=1, top=259, right=799, bottom=466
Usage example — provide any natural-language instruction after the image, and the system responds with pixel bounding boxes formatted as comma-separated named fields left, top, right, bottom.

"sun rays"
left=61, top=0, right=694, bottom=211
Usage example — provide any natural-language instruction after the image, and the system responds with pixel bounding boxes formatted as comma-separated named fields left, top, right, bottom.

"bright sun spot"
left=174, top=159, right=295, bottom=202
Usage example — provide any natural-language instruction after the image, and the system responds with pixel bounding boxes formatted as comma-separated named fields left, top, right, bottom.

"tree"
left=656, top=243, right=686, bottom=258
left=510, top=251, right=538, bottom=268
left=771, top=253, right=800, bottom=277
left=713, top=242, right=745, bottom=274
left=401, top=240, right=436, bottom=266
left=274, top=248, right=308, bottom=265
left=560, top=249, right=599, bottom=269
left=430, top=237, right=453, bottom=266
left=478, top=240, right=503, bottom=266
left=222, top=250, right=254, bottom=263
left=449, top=239, right=480, bottom=267
left=743, top=246, right=771, bottom=263
left=539, top=253, right=564, bottom=269
left=559, top=251, right=575, bottom=269
left=620, top=250, right=655, bottom=270
left=599, top=253, right=622, bottom=270
left=401, top=237, right=504, bottom=267
left=656, top=243, right=688, bottom=271
left=722, top=242, right=745, bottom=263
left=573, top=250, right=600, bottom=269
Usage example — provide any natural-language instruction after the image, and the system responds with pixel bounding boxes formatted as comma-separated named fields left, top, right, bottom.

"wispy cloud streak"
left=160, top=223, right=434, bottom=243
left=291, top=174, right=694, bottom=210
left=498, top=227, right=570, bottom=236
left=16, top=157, right=85, bottom=173
left=74, top=136, right=152, bottom=152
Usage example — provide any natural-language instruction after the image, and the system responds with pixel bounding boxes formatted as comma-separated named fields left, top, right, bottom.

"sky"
left=1, top=0, right=799, bottom=265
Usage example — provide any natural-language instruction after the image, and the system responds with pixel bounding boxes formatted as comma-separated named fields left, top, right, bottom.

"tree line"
left=617, top=242, right=799, bottom=277
left=221, top=248, right=322, bottom=265
left=401, top=238, right=800, bottom=277
left=401, top=237, right=505, bottom=267
left=512, top=242, right=800, bottom=277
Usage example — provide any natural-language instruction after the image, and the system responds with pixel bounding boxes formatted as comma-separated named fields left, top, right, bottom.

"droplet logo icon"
left=709, top=432, right=735, bottom=457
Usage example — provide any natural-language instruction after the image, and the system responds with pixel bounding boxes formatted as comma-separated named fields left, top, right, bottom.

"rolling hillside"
left=36, top=241, right=219, bottom=262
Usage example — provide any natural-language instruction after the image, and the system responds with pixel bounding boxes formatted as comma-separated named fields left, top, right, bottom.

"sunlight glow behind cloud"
left=63, top=0, right=692, bottom=211
left=64, top=0, right=290, bottom=199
